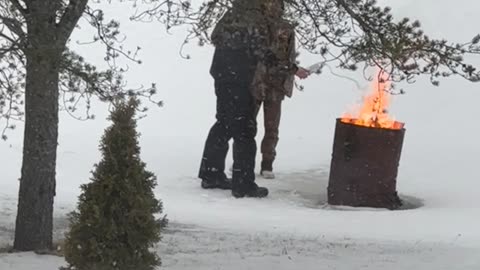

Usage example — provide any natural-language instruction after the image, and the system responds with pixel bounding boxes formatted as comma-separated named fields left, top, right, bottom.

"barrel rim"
left=336, top=117, right=406, bottom=132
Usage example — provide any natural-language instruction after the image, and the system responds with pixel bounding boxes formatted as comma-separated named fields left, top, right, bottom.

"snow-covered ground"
left=1, top=0, right=480, bottom=269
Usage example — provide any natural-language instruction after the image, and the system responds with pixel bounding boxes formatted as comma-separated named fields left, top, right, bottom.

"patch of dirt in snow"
left=261, top=166, right=424, bottom=211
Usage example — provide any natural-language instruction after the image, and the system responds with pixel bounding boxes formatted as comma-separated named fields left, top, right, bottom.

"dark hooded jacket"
left=209, top=0, right=297, bottom=86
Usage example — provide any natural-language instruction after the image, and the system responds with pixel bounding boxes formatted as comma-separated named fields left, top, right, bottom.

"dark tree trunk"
left=13, top=29, right=61, bottom=252
left=11, top=0, right=87, bottom=251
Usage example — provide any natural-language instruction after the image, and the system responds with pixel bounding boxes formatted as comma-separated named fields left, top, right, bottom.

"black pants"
left=199, top=81, right=257, bottom=186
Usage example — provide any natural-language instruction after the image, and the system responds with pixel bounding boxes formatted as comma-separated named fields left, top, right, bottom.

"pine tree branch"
left=298, top=0, right=344, bottom=48
left=334, top=0, right=373, bottom=33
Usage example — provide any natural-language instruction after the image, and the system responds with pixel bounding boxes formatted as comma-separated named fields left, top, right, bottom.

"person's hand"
left=295, top=67, right=310, bottom=79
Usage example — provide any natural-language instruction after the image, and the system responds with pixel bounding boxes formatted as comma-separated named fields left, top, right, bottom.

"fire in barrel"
left=327, top=71, right=405, bottom=210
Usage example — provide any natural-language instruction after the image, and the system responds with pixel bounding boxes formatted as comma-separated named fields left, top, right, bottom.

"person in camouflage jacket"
left=231, top=1, right=310, bottom=179
left=198, top=0, right=308, bottom=198
left=251, top=15, right=302, bottom=179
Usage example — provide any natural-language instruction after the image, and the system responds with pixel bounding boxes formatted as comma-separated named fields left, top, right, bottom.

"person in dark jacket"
left=198, top=0, right=308, bottom=198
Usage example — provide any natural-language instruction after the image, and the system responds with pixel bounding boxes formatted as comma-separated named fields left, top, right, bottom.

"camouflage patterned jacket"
left=251, top=19, right=297, bottom=102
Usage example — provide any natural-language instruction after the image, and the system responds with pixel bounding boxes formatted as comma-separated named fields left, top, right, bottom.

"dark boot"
left=261, top=160, right=273, bottom=172
left=232, top=182, right=269, bottom=198
left=201, top=176, right=232, bottom=190
left=260, top=160, right=275, bottom=179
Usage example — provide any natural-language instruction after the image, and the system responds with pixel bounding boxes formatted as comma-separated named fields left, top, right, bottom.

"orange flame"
left=341, top=71, right=404, bottom=130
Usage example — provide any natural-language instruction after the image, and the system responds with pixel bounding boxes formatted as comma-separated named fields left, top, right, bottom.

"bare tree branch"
left=0, top=15, right=26, bottom=38
left=9, top=0, right=28, bottom=16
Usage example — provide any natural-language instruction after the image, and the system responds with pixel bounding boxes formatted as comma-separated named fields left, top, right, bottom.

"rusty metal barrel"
left=327, top=118, right=405, bottom=210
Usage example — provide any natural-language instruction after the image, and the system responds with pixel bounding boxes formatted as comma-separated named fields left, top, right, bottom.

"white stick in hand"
left=307, top=62, right=325, bottom=74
